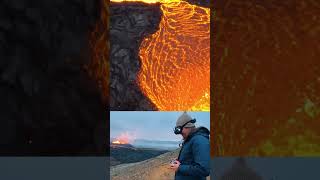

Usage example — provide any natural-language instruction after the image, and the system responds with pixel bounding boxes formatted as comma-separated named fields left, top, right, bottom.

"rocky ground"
left=110, top=2, right=161, bottom=110
left=111, top=149, right=175, bottom=180
left=111, top=148, right=210, bottom=180
left=0, top=0, right=108, bottom=155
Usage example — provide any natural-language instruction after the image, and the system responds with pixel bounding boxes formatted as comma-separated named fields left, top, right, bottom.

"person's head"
left=174, top=112, right=196, bottom=139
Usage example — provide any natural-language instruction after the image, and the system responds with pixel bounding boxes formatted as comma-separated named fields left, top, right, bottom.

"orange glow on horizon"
left=112, top=140, right=126, bottom=144
left=112, top=132, right=135, bottom=144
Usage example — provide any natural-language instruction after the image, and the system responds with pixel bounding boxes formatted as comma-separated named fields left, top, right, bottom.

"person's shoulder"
left=190, top=133, right=209, bottom=143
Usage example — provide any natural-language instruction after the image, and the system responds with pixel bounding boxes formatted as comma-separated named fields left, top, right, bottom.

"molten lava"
left=111, top=0, right=210, bottom=111
left=111, top=132, right=135, bottom=144
left=112, top=140, right=126, bottom=144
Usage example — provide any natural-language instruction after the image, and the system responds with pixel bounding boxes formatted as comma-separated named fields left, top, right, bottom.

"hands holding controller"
left=169, top=159, right=181, bottom=172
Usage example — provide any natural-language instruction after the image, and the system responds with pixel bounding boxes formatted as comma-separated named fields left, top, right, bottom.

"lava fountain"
left=111, top=0, right=210, bottom=111
left=111, top=132, right=135, bottom=144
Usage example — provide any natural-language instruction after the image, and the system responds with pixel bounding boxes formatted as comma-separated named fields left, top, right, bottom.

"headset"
left=174, top=119, right=196, bottom=134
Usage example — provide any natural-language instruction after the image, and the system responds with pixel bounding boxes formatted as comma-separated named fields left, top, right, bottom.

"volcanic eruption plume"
left=112, top=132, right=136, bottom=145
left=111, top=0, right=210, bottom=111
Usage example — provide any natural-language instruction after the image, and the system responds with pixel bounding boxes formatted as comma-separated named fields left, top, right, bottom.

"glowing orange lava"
left=111, top=132, right=135, bottom=144
left=112, top=140, right=126, bottom=144
left=111, top=0, right=210, bottom=111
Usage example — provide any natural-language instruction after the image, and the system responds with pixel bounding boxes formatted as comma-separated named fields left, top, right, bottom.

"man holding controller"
left=169, top=112, right=210, bottom=180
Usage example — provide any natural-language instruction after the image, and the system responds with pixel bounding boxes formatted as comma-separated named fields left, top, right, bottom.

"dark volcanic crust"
left=110, top=3, right=162, bottom=110
left=110, top=145, right=168, bottom=166
left=186, top=0, right=210, bottom=7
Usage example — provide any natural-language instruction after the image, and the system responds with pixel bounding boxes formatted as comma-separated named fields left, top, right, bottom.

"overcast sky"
left=110, top=111, right=210, bottom=141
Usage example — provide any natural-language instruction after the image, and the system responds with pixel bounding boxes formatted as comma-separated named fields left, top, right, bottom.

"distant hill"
left=110, top=138, right=181, bottom=150
left=111, top=143, right=135, bottom=149
left=111, top=149, right=210, bottom=180
left=110, top=143, right=169, bottom=166
left=132, top=139, right=181, bottom=150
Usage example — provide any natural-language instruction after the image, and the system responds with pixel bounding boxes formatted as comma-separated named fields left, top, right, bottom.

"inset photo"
left=110, top=111, right=210, bottom=180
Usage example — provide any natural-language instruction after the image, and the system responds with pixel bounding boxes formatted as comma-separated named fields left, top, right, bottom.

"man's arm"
left=177, top=135, right=210, bottom=177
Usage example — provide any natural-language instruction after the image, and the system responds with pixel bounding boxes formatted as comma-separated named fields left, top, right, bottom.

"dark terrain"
left=111, top=149, right=211, bottom=180
left=110, top=143, right=168, bottom=166
left=0, top=0, right=108, bottom=155
left=186, top=0, right=210, bottom=7
left=110, top=2, right=161, bottom=110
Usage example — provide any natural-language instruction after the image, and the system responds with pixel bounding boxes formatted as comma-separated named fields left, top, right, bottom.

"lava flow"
left=112, top=140, right=128, bottom=145
left=111, top=0, right=210, bottom=111
left=111, top=132, right=135, bottom=144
